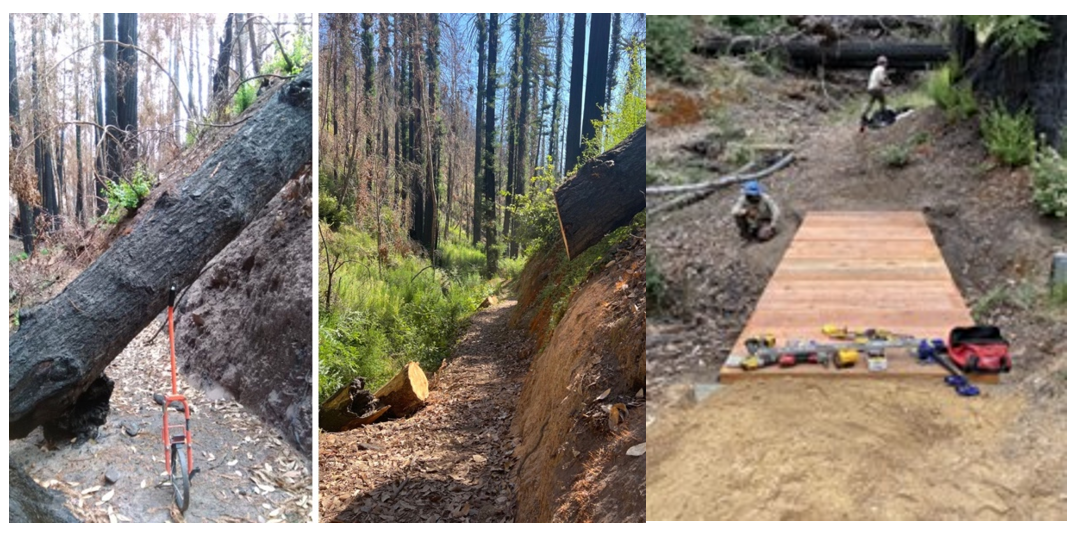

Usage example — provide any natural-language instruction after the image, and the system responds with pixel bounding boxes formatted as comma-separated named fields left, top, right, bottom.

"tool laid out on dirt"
left=921, top=343, right=981, bottom=397
left=948, top=326, right=1012, bottom=374
left=160, top=285, right=198, bottom=513
left=866, top=348, right=887, bottom=371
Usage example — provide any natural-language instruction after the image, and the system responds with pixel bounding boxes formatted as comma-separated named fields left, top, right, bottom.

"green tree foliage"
left=964, top=16, right=1049, bottom=55
left=582, top=42, right=644, bottom=159
left=647, top=15, right=693, bottom=82
left=505, top=158, right=561, bottom=254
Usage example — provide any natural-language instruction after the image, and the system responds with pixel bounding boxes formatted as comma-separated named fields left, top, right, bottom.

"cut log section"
left=8, top=65, right=314, bottom=439
left=319, top=377, right=387, bottom=432
left=374, top=361, right=430, bottom=418
left=554, top=126, right=644, bottom=260
left=695, top=36, right=949, bottom=70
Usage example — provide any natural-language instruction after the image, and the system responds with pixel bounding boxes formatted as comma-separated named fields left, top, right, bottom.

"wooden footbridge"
left=720, top=212, right=978, bottom=382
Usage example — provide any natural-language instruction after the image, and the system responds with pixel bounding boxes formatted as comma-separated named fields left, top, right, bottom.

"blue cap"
left=743, top=181, right=762, bottom=196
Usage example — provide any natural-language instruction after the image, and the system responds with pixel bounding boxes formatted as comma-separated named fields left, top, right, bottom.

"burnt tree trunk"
left=554, top=126, right=644, bottom=260
left=695, top=36, right=949, bottom=70
left=8, top=66, right=313, bottom=440
left=965, top=15, right=1067, bottom=148
left=563, top=13, right=587, bottom=175
left=9, top=458, right=78, bottom=523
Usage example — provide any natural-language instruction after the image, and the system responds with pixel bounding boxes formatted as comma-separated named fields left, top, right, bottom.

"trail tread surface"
left=319, top=299, right=529, bottom=523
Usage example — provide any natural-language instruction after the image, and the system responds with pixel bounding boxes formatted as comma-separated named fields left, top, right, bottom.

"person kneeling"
left=732, top=180, right=780, bottom=242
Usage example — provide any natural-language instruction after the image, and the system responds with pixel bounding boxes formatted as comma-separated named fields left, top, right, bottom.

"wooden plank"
left=720, top=211, right=981, bottom=382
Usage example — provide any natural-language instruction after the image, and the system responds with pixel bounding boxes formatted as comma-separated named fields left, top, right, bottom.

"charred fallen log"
left=8, top=65, right=313, bottom=440
left=695, top=35, right=949, bottom=71
left=554, top=127, right=644, bottom=260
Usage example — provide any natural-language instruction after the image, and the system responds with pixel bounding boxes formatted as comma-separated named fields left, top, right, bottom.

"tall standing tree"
left=564, top=13, right=586, bottom=175
left=509, top=14, right=534, bottom=258
left=606, top=13, right=622, bottom=107
left=94, top=14, right=105, bottom=216
left=482, top=13, right=500, bottom=278
left=32, top=14, right=59, bottom=228
left=74, top=15, right=85, bottom=225
left=212, top=14, right=234, bottom=100
left=11, top=14, right=34, bottom=253
left=581, top=13, right=611, bottom=155
left=234, top=13, right=246, bottom=82
left=116, top=13, right=139, bottom=171
left=548, top=13, right=565, bottom=176
left=247, top=13, right=261, bottom=74
left=472, top=13, right=487, bottom=245
left=503, top=15, right=523, bottom=247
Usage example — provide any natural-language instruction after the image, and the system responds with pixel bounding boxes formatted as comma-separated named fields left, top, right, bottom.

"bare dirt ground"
left=318, top=299, right=530, bottom=522
left=646, top=57, right=1067, bottom=520
left=9, top=324, right=313, bottom=523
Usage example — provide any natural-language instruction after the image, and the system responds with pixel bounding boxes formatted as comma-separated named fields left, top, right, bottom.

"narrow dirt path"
left=319, top=299, right=530, bottom=523
left=9, top=323, right=313, bottom=523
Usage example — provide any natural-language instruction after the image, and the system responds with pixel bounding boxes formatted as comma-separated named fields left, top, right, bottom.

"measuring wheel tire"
left=171, top=443, right=191, bottom=513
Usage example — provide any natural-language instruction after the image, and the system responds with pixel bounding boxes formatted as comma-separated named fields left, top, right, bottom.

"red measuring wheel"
left=160, top=285, right=196, bottom=512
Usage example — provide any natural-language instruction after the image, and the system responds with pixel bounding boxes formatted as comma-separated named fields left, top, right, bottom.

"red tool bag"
left=948, top=326, right=1012, bottom=373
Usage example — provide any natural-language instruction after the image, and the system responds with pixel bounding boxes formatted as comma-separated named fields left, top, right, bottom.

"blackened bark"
left=554, top=127, right=644, bottom=260
left=9, top=459, right=78, bottom=523
left=483, top=13, right=500, bottom=278
left=9, top=66, right=314, bottom=439
left=117, top=13, right=138, bottom=168
left=103, top=13, right=119, bottom=192
left=581, top=13, right=611, bottom=153
left=472, top=14, right=487, bottom=245
left=966, top=15, right=1067, bottom=148
left=564, top=14, right=587, bottom=175
left=549, top=13, right=565, bottom=175
left=212, top=14, right=234, bottom=98
left=32, top=16, right=59, bottom=227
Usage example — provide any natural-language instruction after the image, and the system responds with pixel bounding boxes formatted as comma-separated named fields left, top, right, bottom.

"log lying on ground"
left=8, top=65, right=313, bottom=439
left=319, top=377, right=389, bottom=432
left=554, top=127, right=644, bottom=260
left=695, top=36, right=949, bottom=70
left=374, top=362, right=430, bottom=418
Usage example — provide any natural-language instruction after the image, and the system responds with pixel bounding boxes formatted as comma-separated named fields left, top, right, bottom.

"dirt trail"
left=647, top=379, right=1066, bottom=520
left=9, top=324, right=313, bottom=523
left=647, top=61, right=1066, bottom=520
left=319, top=299, right=529, bottom=522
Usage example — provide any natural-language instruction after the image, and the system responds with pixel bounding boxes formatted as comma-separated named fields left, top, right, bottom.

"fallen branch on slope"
left=646, top=152, right=795, bottom=197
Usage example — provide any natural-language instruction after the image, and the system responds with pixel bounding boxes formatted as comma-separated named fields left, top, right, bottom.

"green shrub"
left=925, top=66, right=976, bottom=121
left=318, top=193, right=350, bottom=230
left=232, top=81, right=257, bottom=115
left=980, top=102, right=1036, bottom=166
left=102, top=165, right=154, bottom=223
left=647, top=15, right=694, bottom=82
left=646, top=249, right=666, bottom=312
left=317, top=229, right=494, bottom=401
left=505, top=159, right=561, bottom=254
left=1030, top=141, right=1066, bottom=218
left=881, top=144, right=911, bottom=168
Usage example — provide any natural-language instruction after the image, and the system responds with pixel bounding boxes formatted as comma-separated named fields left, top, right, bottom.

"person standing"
left=861, top=55, right=891, bottom=131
